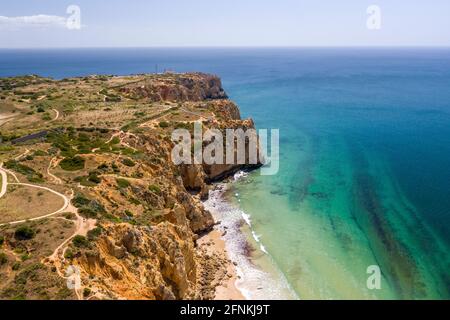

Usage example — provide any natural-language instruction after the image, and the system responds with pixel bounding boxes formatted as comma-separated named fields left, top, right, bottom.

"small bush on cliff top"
left=0, top=252, right=7, bottom=265
left=121, top=158, right=135, bottom=167
left=116, top=178, right=130, bottom=189
left=148, top=184, right=161, bottom=195
left=158, top=121, right=169, bottom=128
left=72, top=235, right=89, bottom=248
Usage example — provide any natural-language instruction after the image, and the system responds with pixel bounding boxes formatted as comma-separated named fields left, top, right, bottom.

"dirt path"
left=14, top=148, right=30, bottom=161
left=47, top=157, right=63, bottom=184
left=46, top=192, right=96, bottom=300
left=0, top=114, right=16, bottom=128
left=0, top=165, right=7, bottom=198
left=0, top=163, right=70, bottom=226
left=51, top=108, right=60, bottom=121
left=0, top=163, right=97, bottom=299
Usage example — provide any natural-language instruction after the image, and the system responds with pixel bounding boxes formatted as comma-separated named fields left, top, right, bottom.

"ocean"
left=1, top=47, right=449, bottom=299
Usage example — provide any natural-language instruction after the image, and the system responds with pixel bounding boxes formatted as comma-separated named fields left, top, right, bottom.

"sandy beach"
left=197, top=228, right=244, bottom=300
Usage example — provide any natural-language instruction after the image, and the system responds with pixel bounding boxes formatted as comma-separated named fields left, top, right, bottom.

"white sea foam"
left=203, top=171, right=298, bottom=300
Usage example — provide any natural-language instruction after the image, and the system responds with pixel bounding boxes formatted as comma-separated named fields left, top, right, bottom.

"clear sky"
left=1, top=0, right=449, bottom=48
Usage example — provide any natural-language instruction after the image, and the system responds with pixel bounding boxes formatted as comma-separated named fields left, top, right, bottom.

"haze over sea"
left=1, top=48, right=449, bottom=299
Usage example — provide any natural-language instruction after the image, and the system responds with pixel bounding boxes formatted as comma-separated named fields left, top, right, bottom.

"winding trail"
left=47, top=157, right=63, bottom=184
left=14, top=148, right=30, bottom=161
left=0, top=163, right=70, bottom=226
left=0, top=161, right=97, bottom=299
left=51, top=108, right=60, bottom=121
left=0, top=166, right=7, bottom=198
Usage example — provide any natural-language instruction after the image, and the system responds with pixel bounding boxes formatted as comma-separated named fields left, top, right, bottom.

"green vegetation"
left=59, top=156, right=85, bottom=171
left=4, top=160, right=44, bottom=183
left=47, top=129, right=108, bottom=157
left=33, top=150, right=47, bottom=157
left=159, top=121, right=169, bottom=128
left=83, top=287, right=91, bottom=297
left=14, top=226, right=35, bottom=240
left=75, top=171, right=102, bottom=186
left=72, top=193, right=106, bottom=218
left=148, top=184, right=161, bottom=195
left=110, top=137, right=120, bottom=145
left=122, top=158, right=135, bottom=167
left=0, top=145, right=15, bottom=153
left=116, top=178, right=131, bottom=189
left=72, top=193, right=91, bottom=207
left=72, top=235, right=89, bottom=248
left=0, top=236, right=4, bottom=246
left=87, top=172, right=101, bottom=184
left=64, top=249, right=74, bottom=259
left=0, top=252, right=8, bottom=265
left=87, top=226, right=103, bottom=241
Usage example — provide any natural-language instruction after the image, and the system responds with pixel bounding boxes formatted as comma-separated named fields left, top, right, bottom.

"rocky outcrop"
left=60, top=73, right=259, bottom=300
left=118, top=73, right=227, bottom=102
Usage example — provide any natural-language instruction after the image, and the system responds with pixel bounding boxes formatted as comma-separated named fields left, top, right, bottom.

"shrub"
left=110, top=137, right=120, bottom=145
left=33, top=150, right=47, bottom=157
left=72, top=193, right=90, bottom=208
left=72, top=235, right=89, bottom=248
left=124, top=210, right=134, bottom=217
left=83, top=288, right=92, bottom=297
left=97, top=163, right=108, bottom=170
left=122, top=158, right=135, bottom=167
left=116, top=178, right=130, bottom=189
left=60, top=156, right=85, bottom=171
left=158, top=121, right=169, bottom=128
left=87, top=227, right=103, bottom=241
left=87, top=173, right=101, bottom=184
left=4, top=160, right=44, bottom=183
left=111, top=162, right=120, bottom=173
left=14, top=226, right=35, bottom=240
left=78, top=207, right=97, bottom=218
left=64, top=249, right=74, bottom=259
left=148, top=184, right=161, bottom=195
left=0, top=252, right=7, bottom=265
left=0, top=236, right=4, bottom=246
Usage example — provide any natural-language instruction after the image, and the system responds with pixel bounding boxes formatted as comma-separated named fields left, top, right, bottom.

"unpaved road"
left=0, top=163, right=70, bottom=226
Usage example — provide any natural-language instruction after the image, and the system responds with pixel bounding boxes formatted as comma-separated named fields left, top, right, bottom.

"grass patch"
left=4, top=160, right=44, bottom=183
left=121, top=158, right=135, bottom=167
left=59, top=156, right=85, bottom=171
left=116, top=178, right=130, bottom=189
left=148, top=184, right=161, bottom=195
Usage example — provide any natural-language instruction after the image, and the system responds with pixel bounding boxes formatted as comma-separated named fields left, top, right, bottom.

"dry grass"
left=0, top=185, right=64, bottom=223
left=0, top=218, right=77, bottom=300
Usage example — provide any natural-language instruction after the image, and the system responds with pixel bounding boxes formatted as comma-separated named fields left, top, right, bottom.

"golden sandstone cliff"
left=0, top=73, right=261, bottom=300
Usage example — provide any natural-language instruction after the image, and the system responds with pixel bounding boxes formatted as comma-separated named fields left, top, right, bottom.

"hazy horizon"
left=1, top=1, right=449, bottom=48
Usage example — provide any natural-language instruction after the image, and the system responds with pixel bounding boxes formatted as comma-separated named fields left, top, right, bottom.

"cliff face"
left=0, top=72, right=260, bottom=300
left=68, top=73, right=260, bottom=299
left=118, top=73, right=228, bottom=102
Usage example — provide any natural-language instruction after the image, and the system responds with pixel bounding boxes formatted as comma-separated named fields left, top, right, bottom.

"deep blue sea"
left=1, top=48, right=449, bottom=299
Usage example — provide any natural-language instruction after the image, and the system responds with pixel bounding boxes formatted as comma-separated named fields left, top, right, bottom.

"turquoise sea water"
left=1, top=48, right=449, bottom=299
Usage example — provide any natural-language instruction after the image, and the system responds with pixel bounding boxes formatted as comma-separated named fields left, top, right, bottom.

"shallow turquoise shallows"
left=1, top=48, right=449, bottom=299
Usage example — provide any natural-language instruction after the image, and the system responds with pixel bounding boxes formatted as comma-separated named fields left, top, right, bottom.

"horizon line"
left=1, top=45, right=450, bottom=50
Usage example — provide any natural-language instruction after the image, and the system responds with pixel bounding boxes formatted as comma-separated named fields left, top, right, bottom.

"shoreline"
left=203, top=172, right=298, bottom=300
left=198, top=228, right=245, bottom=300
